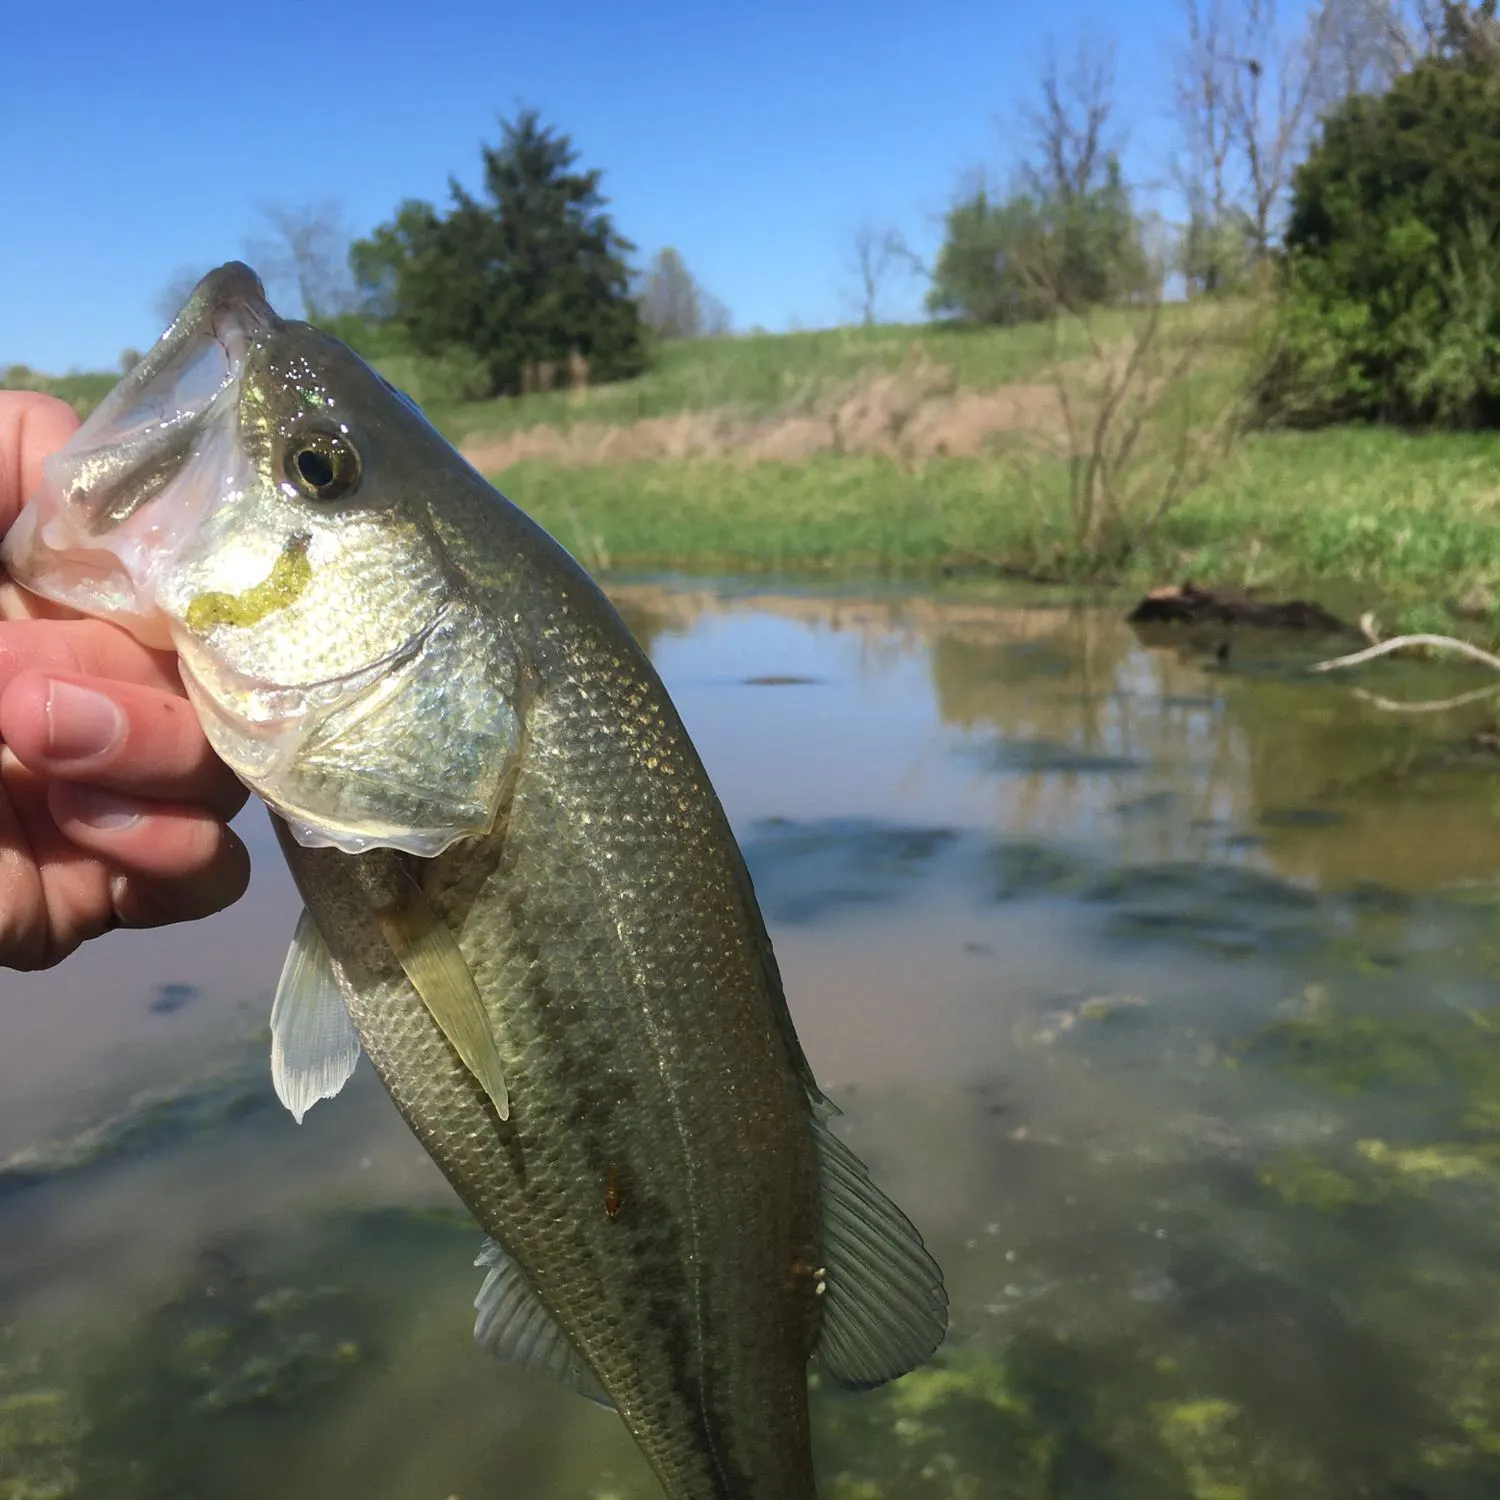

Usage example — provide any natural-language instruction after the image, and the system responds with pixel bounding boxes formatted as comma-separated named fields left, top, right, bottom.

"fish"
left=2, top=265, right=947, bottom=1499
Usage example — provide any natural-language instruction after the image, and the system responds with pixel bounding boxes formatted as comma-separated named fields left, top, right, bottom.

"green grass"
left=491, top=424, right=1500, bottom=634
left=13, top=309, right=1500, bottom=635
left=1, top=366, right=118, bottom=418
left=429, top=311, right=1145, bottom=441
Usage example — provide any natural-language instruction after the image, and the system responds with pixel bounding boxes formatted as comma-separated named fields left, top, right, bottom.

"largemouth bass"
left=2, top=265, right=947, bottom=1499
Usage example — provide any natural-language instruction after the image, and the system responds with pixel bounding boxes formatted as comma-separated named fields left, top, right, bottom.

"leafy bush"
left=927, top=161, right=1148, bottom=326
left=1256, top=49, right=1500, bottom=428
left=371, top=348, right=492, bottom=410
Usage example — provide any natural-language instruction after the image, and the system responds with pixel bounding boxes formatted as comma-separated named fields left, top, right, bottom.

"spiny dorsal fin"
left=270, top=908, right=362, bottom=1124
left=373, top=867, right=511, bottom=1120
left=474, top=1238, right=613, bottom=1408
left=810, top=1111, right=949, bottom=1388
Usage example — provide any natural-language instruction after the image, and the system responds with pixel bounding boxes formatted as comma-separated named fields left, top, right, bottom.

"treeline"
left=915, top=0, right=1500, bottom=430
left=198, top=111, right=731, bottom=407
left=150, top=1, right=1500, bottom=428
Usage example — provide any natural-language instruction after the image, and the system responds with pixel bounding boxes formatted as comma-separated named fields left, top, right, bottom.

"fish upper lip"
left=204, top=263, right=279, bottom=367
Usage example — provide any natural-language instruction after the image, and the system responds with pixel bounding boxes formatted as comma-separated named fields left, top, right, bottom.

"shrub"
left=1256, top=48, right=1500, bottom=428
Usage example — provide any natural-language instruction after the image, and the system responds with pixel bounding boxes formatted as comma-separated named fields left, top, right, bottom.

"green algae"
left=0, top=1344, right=87, bottom=1500
left=1255, top=1149, right=1380, bottom=1212
left=1154, top=1400, right=1250, bottom=1500
left=1243, top=1008, right=1500, bottom=1101
left=0, top=1046, right=272, bottom=1197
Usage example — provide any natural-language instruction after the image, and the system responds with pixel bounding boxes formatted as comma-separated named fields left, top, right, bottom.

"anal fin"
left=474, top=1238, right=613, bottom=1408
left=810, top=1111, right=949, bottom=1389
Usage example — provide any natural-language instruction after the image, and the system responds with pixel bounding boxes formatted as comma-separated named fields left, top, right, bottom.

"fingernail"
left=45, top=680, right=125, bottom=761
left=67, top=785, right=143, bottom=831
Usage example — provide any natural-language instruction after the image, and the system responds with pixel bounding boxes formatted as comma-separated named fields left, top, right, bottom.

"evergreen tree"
left=353, top=111, right=646, bottom=395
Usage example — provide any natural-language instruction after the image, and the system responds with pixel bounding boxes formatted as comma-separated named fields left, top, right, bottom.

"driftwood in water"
left=1128, top=582, right=1354, bottom=634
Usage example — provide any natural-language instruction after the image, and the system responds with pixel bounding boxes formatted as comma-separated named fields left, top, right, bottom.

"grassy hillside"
left=430, top=312, right=1142, bottom=441
left=1, top=365, right=118, bottom=417
left=10, top=314, right=1498, bottom=636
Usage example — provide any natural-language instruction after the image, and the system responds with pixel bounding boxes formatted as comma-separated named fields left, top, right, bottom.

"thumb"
left=0, top=392, right=80, bottom=538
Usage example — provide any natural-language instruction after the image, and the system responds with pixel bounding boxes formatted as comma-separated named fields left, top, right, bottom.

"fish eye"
left=285, top=429, right=362, bottom=502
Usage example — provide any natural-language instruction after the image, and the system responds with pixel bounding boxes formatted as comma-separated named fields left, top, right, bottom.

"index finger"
left=0, top=392, right=80, bottom=538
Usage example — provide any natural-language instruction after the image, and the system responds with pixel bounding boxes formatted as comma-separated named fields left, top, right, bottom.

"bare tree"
left=638, top=248, right=704, bottom=340
left=1021, top=40, right=1122, bottom=206
left=1175, top=0, right=1237, bottom=244
left=1382, top=0, right=1495, bottom=67
left=1442, top=0, right=1500, bottom=60
left=700, top=290, right=733, bottom=338
left=1173, top=0, right=1429, bottom=274
left=1312, top=0, right=1414, bottom=100
left=1000, top=39, right=1149, bottom=314
left=638, top=249, right=733, bottom=340
left=845, top=220, right=916, bottom=325
left=244, top=201, right=356, bottom=321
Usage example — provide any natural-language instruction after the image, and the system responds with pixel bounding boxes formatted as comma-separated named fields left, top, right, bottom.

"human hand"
left=0, top=391, right=250, bottom=970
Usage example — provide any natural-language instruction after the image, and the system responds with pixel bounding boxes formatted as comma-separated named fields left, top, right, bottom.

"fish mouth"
left=0, top=264, right=285, bottom=648
left=62, top=264, right=282, bottom=537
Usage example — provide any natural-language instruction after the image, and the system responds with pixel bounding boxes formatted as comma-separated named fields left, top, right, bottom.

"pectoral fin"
left=809, top=1109, right=949, bottom=1388
left=373, top=867, right=511, bottom=1121
left=269, top=908, right=362, bottom=1124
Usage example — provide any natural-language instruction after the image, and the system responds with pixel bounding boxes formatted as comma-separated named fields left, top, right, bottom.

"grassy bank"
left=13, top=312, right=1498, bottom=634
left=487, top=426, right=1500, bottom=634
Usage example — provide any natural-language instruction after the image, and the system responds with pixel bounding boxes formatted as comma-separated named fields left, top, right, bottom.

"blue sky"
left=6, top=0, right=1208, bottom=372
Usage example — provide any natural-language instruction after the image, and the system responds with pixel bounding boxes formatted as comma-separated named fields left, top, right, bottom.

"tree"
left=244, top=201, right=357, bottom=321
left=699, top=290, right=733, bottom=338
left=927, top=43, right=1147, bottom=324
left=844, top=220, right=916, bottom=325
left=637, top=247, right=727, bottom=340
left=636, top=249, right=731, bottom=340
left=1171, top=0, right=1413, bottom=288
left=1256, top=23, right=1500, bottom=426
left=353, top=110, right=646, bottom=395
left=638, top=248, right=700, bottom=339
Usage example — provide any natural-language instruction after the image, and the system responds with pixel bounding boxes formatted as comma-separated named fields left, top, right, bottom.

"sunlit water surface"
left=5, top=579, right=1500, bottom=1500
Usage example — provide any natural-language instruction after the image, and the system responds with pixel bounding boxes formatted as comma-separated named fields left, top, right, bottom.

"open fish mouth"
left=0, top=266, right=282, bottom=648
left=48, top=264, right=277, bottom=536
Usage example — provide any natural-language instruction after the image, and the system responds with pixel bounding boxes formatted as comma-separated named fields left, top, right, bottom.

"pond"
left=4, top=578, right=1500, bottom=1500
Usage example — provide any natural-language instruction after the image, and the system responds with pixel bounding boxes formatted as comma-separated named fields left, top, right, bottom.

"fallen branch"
left=1346, top=684, right=1500, bottom=714
left=1308, top=634, right=1500, bottom=675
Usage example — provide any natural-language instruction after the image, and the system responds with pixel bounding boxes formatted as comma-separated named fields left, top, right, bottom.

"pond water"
left=4, top=578, right=1500, bottom=1500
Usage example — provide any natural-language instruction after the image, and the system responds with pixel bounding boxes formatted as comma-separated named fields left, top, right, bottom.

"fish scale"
left=278, top=589, right=826, bottom=1500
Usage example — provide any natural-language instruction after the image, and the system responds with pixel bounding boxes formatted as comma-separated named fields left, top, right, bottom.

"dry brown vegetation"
left=460, top=347, right=1068, bottom=473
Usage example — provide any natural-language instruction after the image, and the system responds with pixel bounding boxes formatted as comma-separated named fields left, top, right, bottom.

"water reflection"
left=5, top=579, right=1500, bottom=1498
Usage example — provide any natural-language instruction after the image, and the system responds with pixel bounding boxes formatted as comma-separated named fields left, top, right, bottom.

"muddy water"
left=5, top=580, right=1500, bottom=1500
